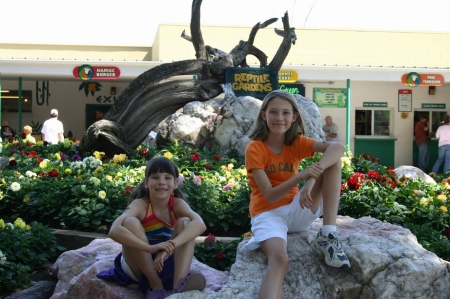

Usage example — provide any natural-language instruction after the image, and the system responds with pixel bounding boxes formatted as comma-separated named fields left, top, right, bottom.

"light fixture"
left=110, top=87, right=116, bottom=95
left=1, top=90, right=10, bottom=93
left=429, top=86, right=436, bottom=95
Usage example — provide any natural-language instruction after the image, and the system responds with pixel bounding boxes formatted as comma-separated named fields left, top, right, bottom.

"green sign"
left=313, top=88, right=347, bottom=108
left=363, top=102, right=388, bottom=107
left=422, top=103, right=446, bottom=109
left=225, top=67, right=278, bottom=99
left=279, top=84, right=305, bottom=96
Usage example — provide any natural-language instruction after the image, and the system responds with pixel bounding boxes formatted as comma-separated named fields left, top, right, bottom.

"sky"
left=1, top=0, right=449, bottom=46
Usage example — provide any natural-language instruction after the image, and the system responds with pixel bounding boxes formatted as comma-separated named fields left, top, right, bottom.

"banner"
left=73, top=65, right=121, bottom=81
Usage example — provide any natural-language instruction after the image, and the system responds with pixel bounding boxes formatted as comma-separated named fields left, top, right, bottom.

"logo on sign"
left=73, top=65, right=121, bottom=80
left=401, top=73, right=444, bottom=87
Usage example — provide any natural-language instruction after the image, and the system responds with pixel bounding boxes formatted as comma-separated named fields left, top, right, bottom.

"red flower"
left=29, top=151, right=38, bottom=157
left=367, top=171, right=380, bottom=180
left=387, top=166, right=394, bottom=170
left=7, top=137, right=13, bottom=142
left=213, top=155, right=221, bottom=161
left=26, top=141, right=33, bottom=147
left=387, top=181, right=397, bottom=188
left=48, top=169, right=59, bottom=178
left=347, top=173, right=365, bottom=190
left=204, top=233, right=216, bottom=244
left=36, top=157, right=43, bottom=163
left=20, top=132, right=27, bottom=139
left=102, top=155, right=108, bottom=160
left=204, top=163, right=211, bottom=169
left=124, top=185, right=132, bottom=196
left=9, top=160, right=17, bottom=167
left=191, top=152, right=200, bottom=162
left=216, top=251, right=224, bottom=259
left=140, top=147, right=148, bottom=158
left=40, top=171, right=47, bottom=177
left=10, top=150, right=16, bottom=155
left=15, top=142, right=21, bottom=147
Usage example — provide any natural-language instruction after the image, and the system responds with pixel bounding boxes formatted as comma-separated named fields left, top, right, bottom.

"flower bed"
left=1, top=135, right=450, bottom=293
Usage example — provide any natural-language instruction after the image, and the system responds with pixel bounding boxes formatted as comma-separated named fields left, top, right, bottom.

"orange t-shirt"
left=245, top=135, right=316, bottom=217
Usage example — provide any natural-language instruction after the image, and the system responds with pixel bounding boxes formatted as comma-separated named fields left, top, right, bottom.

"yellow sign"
left=278, top=69, right=298, bottom=83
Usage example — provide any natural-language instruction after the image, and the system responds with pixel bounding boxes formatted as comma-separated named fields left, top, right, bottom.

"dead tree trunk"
left=76, top=0, right=296, bottom=157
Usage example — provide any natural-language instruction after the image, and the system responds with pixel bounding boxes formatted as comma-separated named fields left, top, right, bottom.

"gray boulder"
left=50, top=217, right=450, bottom=299
left=157, top=91, right=325, bottom=154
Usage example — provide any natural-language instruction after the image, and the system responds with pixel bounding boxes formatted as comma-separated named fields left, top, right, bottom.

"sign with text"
left=398, top=89, right=412, bottom=112
left=313, top=88, right=347, bottom=108
left=278, top=69, right=298, bottom=83
left=225, top=67, right=278, bottom=99
left=279, top=83, right=305, bottom=96
left=422, top=103, right=446, bottom=109
left=73, top=65, right=121, bottom=80
left=401, top=73, right=444, bottom=87
left=363, top=102, right=388, bottom=107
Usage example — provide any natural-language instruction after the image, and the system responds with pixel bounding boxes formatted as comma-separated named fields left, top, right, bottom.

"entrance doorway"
left=85, top=104, right=112, bottom=130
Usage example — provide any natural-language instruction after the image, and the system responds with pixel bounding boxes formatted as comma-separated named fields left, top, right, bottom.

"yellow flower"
left=440, top=206, right=448, bottom=213
left=39, top=161, right=47, bottom=169
left=65, top=168, right=72, bottom=175
left=36, top=140, right=44, bottom=146
left=93, top=151, right=105, bottom=159
left=130, top=178, right=135, bottom=183
left=90, top=177, right=101, bottom=186
left=23, top=196, right=30, bottom=203
left=164, top=152, right=173, bottom=159
left=54, top=153, right=61, bottom=161
left=243, top=231, right=254, bottom=238
left=0, top=219, right=4, bottom=228
left=77, top=176, right=83, bottom=181
left=105, top=175, right=113, bottom=181
left=238, top=169, right=247, bottom=176
left=98, top=190, right=106, bottom=200
left=437, top=194, right=447, bottom=202
left=227, top=163, right=234, bottom=171
left=26, top=225, right=30, bottom=230
left=112, top=154, right=127, bottom=163
left=341, top=157, right=351, bottom=167
left=234, top=174, right=241, bottom=179
left=14, top=218, right=26, bottom=229
left=420, top=198, right=428, bottom=206
left=228, top=178, right=236, bottom=184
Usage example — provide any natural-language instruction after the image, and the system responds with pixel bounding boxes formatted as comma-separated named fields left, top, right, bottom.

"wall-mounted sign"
left=401, top=73, right=444, bottom=87
left=225, top=67, right=278, bottom=99
left=313, top=88, right=347, bottom=108
left=363, top=102, right=388, bottom=107
left=398, top=89, right=412, bottom=112
left=278, top=69, right=298, bottom=83
left=279, top=84, right=305, bottom=96
left=422, top=103, right=446, bottom=109
left=73, top=65, right=121, bottom=80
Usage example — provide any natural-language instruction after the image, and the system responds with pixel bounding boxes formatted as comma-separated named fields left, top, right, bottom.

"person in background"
left=22, top=125, right=36, bottom=144
left=415, top=116, right=429, bottom=173
left=41, top=109, right=64, bottom=144
left=322, top=115, right=339, bottom=142
left=1, top=119, right=16, bottom=140
left=431, top=115, right=450, bottom=174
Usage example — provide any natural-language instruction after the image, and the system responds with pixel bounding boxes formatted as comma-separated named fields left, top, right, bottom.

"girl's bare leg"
left=172, top=217, right=195, bottom=289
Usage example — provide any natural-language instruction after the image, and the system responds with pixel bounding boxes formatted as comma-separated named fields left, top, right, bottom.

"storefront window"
left=0, top=90, right=33, bottom=113
left=355, top=109, right=390, bottom=136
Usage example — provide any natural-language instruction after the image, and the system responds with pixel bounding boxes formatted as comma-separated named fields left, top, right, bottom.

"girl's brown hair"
left=249, top=90, right=305, bottom=145
left=128, top=156, right=185, bottom=205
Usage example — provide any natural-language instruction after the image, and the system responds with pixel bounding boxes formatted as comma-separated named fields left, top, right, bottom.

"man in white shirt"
left=322, top=115, right=339, bottom=142
left=41, top=109, right=64, bottom=144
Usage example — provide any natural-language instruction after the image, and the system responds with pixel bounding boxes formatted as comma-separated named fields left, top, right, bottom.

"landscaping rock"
left=395, top=165, right=436, bottom=184
left=157, top=92, right=326, bottom=155
left=49, top=238, right=229, bottom=299
left=50, top=216, right=450, bottom=299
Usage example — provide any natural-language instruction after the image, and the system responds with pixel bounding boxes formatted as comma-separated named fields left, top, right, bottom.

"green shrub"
left=194, top=234, right=243, bottom=271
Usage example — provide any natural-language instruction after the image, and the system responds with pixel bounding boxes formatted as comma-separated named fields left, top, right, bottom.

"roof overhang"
left=1, top=59, right=450, bottom=84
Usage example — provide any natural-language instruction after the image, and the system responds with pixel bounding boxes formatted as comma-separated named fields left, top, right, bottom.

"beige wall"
left=153, top=24, right=450, bottom=67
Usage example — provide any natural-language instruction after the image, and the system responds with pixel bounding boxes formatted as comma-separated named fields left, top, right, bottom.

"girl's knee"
left=123, top=217, right=142, bottom=230
left=268, top=251, right=289, bottom=268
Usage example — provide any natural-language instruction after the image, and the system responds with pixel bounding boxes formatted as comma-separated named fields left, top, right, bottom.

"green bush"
left=0, top=218, right=64, bottom=292
left=194, top=234, right=244, bottom=271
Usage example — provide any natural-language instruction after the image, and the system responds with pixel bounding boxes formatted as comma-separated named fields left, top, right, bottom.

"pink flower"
left=193, top=176, right=202, bottom=186
left=414, top=190, right=419, bottom=195
left=205, top=233, right=216, bottom=244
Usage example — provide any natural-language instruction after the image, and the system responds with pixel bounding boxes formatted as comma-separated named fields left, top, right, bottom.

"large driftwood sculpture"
left=77, top=0, right=296, bottom=156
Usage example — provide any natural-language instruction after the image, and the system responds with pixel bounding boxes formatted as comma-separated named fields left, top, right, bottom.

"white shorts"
left=121, top=254, right=139, bottom=282
left=245, top=191, right=323, bottom=250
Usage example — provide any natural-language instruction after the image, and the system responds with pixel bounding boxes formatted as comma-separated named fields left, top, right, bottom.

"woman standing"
left=431, top=115, right=450, bottom=174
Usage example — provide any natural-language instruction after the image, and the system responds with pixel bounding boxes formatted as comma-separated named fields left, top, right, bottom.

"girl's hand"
left=298, top=162, right=323, bottom=181
left=149, top=241, right=175, bottom=255
left=154, top=251, right=169, bottom=272
left=299, top=178, right=315, bottom=209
